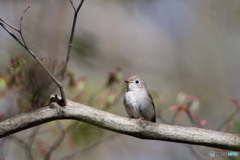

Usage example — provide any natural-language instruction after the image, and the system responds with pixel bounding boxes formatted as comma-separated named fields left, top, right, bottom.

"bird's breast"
left=124, top=91, right=149, bottom=109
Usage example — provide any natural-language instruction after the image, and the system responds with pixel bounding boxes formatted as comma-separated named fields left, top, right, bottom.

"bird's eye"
left=135, top=80, right=139, bottom=84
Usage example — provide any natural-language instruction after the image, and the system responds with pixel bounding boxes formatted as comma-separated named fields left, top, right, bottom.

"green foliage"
left=88, top=67, right=125, bottom=110
left=0, top=55, right=126, bottom=151
left=232, top=119, right=240, bottom=134
left=7, top=55, right=65, bottom=110
left=8, top=54, right=27, bottom=87
left=70, top=122, right=103, bottom=148
left=72, top=32, right=98, bottom=64
left=0, top=76, right=7, bottom=90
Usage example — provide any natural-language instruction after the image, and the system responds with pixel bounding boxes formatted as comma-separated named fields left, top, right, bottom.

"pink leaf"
left=169, top=106, right=184, bottom=111
left=229, top=96, right=240, bottom=109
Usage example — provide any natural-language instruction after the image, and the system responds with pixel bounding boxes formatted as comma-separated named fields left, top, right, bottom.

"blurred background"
left=0, top=0, right=240, bottom=160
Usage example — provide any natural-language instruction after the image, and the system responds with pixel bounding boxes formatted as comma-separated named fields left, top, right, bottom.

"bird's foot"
left=139, top=117, right=146, bottom=121
left=127, top=116, right=132, bottom=121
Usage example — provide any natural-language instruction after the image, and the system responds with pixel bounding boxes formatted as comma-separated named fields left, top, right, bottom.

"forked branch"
left=61, top=0, right=85, bottom=82
left=0, top=1, right=86, bottom=106
left=0, top=7, right=66, bottom=106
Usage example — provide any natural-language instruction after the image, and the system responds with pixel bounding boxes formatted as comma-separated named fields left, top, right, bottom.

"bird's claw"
left=139, top=117, right=146, bottom=121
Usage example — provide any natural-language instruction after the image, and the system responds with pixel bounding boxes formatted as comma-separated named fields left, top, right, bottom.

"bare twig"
left=1, top=1, right=86, bottom=106
left=171, top=103, right=204, bottom=128
left=44, top=121, right=65, bottom=160
left=0, top=15, right=66, bottom=106
left=78, top=134, right=117, bottom=159
left=0, top=22, right=24, bottom=45
left=185, top=101, right=202, bottom=127
left=8, top=128, right=41, bottom=160
left=9, top=135, right=28, bottom=148
left=69, top=0, right=76, bottom=11
left=185, top=110, right=203, bottom=128
left=19, top=6, right=31, bottom=46
left=163, top=107, right=205, bottom=159
left=0, top=137, right=10, bottom=159
left=58, top=134, right=117, bottom=160
left=25, top=126, right=40, bottom=160
left=0, top=18, right=19, bottom=31
left=217, top=97, right=240, bottom=131
left=217, top=109, right=239, bottom=131
left=61, top=0, right=85, bottom=83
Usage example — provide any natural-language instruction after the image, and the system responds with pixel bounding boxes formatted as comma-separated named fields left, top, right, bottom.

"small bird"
left=123, top=75, right=156, bottom=122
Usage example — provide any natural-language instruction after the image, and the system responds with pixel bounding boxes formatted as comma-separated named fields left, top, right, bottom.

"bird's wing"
left=147, top=90, right=156, bottom=122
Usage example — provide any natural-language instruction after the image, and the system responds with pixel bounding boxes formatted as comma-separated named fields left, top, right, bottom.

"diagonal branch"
left=19, top=5, right=31, bottom=46
left=0, top=18, right=19, bottom=31
left=0, top=98, right=239, bottom=151
left=1, top=1, right=86, bottom=106
left=0, top=19, right=66, bottom=106
left=0, top=22, right=24, bottom=45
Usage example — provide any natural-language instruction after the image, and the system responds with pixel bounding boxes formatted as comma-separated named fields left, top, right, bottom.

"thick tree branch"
left=0, top=99, right=239, bottom=151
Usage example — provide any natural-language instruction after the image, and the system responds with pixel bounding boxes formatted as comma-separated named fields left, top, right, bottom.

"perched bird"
left=123, top=75, right=156, bottom=122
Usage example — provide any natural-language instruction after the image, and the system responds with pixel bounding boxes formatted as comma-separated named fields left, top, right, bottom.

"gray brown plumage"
left=123, top=75, right=156, bottom=122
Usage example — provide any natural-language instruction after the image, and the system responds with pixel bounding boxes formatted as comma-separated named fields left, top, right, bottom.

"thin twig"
left=185, top=109, right=203, bottom=128
left=61, top=0, right=85, bottom=83
left=217, top=97, right=240, bottom=131
left=78, top=134, right=117, bottom=159
left=19, top=6, right=31, bottom=46
left=76, top=0, right=85, bottom=12
left=25, top=126, right=40, bottom=160
left=28, top=126, right=40, bottom=149
left=0, top=21, right=66, bottom=106
left=217, top=109, right=239, bottom=131
left=0, top=137, right=10, bottom=159
left=9, top=135, right=28, bottom=148
left=0, top=23, right=24, bottom=45
left=45, top=121, right=66, bottom=160
left=59, top=134, right=118, bottom=160
left=69, top=0, right=76, bottom=11
left=185, top=101, right=203, bottom=128
left=0, top=18, right=19, bottom=31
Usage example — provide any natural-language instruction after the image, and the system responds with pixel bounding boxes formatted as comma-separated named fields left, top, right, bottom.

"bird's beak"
left=124, top=80, right=131, bottom=84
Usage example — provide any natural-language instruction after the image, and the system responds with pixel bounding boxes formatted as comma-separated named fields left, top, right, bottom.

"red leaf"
left=169, top=106, right=187, bottom=111
left=199, top=120, right=207, bottom=127
left=229, top=96, right=240, bottom=109
left=169, top=106, right=183, bottom=111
